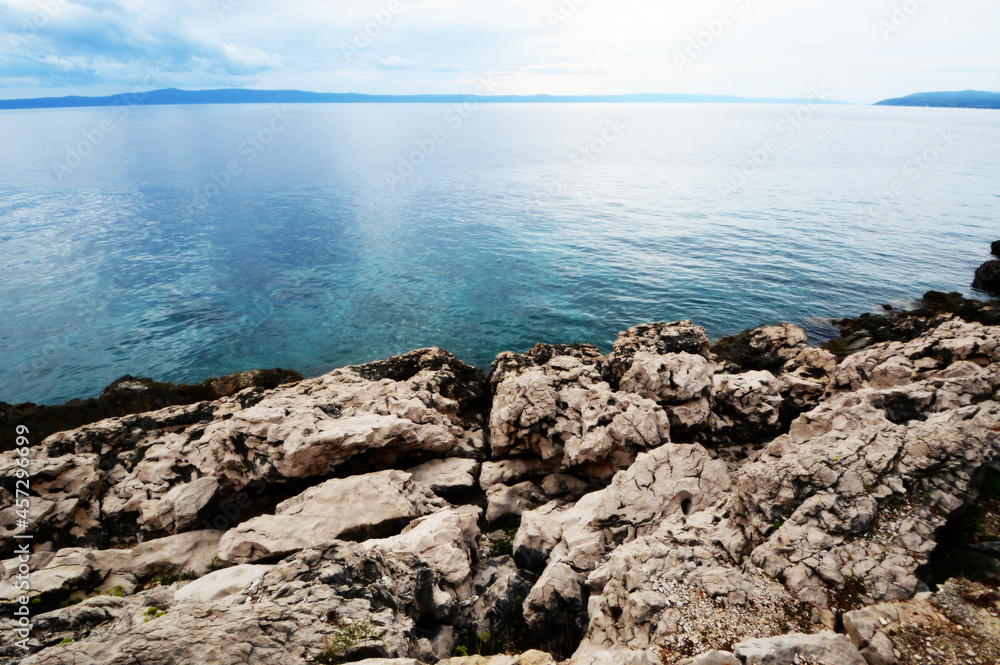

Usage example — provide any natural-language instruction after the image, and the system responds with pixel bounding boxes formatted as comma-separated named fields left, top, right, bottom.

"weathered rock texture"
left=2, top=303, right=999, bottom=665
left=974, top=260, right=1000, bottom=295
left=0, top=368, right=304, bottom=452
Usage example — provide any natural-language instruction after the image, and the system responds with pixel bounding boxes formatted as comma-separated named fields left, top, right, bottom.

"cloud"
left=363, top=52, right=415, bottom=70
left=0, top=0, right=998, bottom=102
left=0, top=0, right=282, bottom=90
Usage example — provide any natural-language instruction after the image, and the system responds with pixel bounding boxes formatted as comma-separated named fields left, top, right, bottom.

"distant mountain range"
left=875, top=90, right=1000, bottom=109
left=0, top=87, right=845, bottom=110
left=4, top=87, right=997, bottom=111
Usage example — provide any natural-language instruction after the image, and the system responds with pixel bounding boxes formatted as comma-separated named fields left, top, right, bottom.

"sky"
left=0, top=0, right=998, bottom=104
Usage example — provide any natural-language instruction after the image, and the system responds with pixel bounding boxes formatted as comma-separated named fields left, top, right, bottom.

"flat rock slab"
left=174, top=564, right=274, bottom=603
left=734, top=632, right=866, bottom=665
left=218, top=469, right=445, bottom=564
left=406, top=458, right=479, bottom=493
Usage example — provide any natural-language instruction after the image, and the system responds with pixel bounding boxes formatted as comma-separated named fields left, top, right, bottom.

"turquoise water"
left=1, top=103, right=998, bottom=405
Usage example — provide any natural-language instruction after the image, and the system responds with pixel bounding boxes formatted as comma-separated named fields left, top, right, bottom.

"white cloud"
left=0, top=0, right=997, bottom=102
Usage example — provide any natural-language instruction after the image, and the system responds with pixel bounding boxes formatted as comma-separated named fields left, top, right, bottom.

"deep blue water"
left=1, top=103, right=998, bottom=405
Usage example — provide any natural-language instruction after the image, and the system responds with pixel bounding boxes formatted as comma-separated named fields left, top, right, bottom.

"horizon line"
left=3, top=87, right=999, bottom=111
left=0, top=86, right=853, bottom=109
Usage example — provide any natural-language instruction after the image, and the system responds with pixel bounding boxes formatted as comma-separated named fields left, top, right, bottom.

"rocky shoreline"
left=2, top=253, right=1000, bottom=665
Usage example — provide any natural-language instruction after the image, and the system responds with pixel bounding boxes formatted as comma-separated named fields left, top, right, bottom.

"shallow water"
left=1, top=103, right=998, bottom=404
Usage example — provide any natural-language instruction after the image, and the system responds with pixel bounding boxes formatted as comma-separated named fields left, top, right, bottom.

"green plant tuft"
left=315, top=621, right=382, bottom=665
left=143, top=606, right=166, bottom=622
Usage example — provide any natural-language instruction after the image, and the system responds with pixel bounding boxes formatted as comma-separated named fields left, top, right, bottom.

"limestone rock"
left=480, top=458, right=561, bottom=491
left=619, top=352, right=713, bottom=404
left=974, top=259, right=1000, bottom=294
left=139, top=476, right=220, bottom=535
left=490, top=343, right=612, bottom=391
left=522, top=444, right=733, bottom=643
left=610, top=320, right=711, bottom=381
left=407, top=458, right=479, bottom=494
left=840, top=577, right=1000, bottom=665
left=570, top=646, right=661, bottom=665
left=486, top=481, right=546, bottom=523
left=8, top=506, right=482, bottom=664
left=707, top=371, right=783, bottom=446
left=0, top=367, right=303, bottom=454
left=734, top=632, right=866, bottom=665
left=777, top=347, right=838, bottom=419
left=677, top=652, right=740, bottom=665
left=743, top=396, right=1000, bottom=609
left=619, top=352, right=714, bottom=438
left=5, top=309, right=1000, bottom=665
left=462, top=558, right=534, bottom=649
left=218, top=470, right=446, bottom=564
left=0, top=530, right=222, bottom=604
left=583, top=513, right=801, bottom=658
left=0, top=348, right=485, bottom=550
left=489, top=352, right=670, bottom=480
left=711, top=323, right=809, bottom=374
left=173, top=564, right=273, bottom=603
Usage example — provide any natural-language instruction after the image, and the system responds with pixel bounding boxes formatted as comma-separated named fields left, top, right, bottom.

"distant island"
left=7, top=87, right=998, bottom=112
left=875, top=90, right=1000, bottom=109
left=0, top=87, right=845, bottom=111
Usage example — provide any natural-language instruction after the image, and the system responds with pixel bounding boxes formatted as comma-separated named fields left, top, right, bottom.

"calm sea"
left=1, top=103, right=998, bottom=405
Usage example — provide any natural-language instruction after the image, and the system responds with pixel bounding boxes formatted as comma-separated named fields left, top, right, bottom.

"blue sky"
left=1, top=0, right=998, bottom=103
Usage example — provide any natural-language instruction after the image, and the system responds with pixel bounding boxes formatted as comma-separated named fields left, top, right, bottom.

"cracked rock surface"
left=2, top=306, right=999, bottom=665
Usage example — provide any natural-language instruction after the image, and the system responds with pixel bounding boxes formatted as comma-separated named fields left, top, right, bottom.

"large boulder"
left=711, top=324, right=809, bottom=374
left=610, top=321, right=711, bottom=381
left=710, top=324, right=836, bottom=426
left=974, top=259, right=1000, bottom=294
left=489, top=350, right=670, bottom=481
left=619, top=352, right=714, bottom=440
left=520, top=444, right=732, bottom=647
left=582, top=513, right=805, bottom=659
left=775, top=347, right=837, bottom=421
left=706, top=371, right=784, bottom=447
left=742, top=394, right=1000, bottom=611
